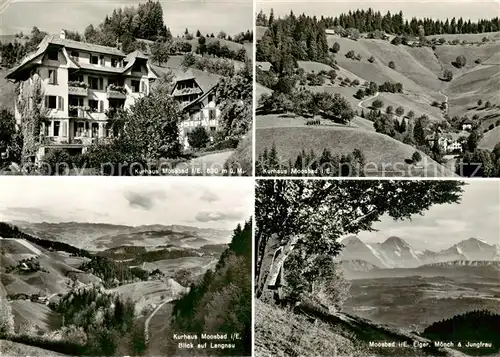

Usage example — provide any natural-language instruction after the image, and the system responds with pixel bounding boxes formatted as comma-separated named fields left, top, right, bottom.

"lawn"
left=256, top=126, right=456, bottom=177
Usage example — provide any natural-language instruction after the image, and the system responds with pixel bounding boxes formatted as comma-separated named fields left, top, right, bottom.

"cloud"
left=195, top=210, right=245, bottom=223
left=200, top=190, right=219, bottom=203
left=3, top=206, right=60, bottom=222
left=124, top=190, right=166, bottom=210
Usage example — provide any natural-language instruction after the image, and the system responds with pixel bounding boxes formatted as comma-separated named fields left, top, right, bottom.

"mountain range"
left=338, top=236, right=500, bottom=269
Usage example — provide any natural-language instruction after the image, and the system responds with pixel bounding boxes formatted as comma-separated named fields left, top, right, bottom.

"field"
left=256, top=124, right=456, bottom=177
left=344, top=275, right=500, bottom=332
left=143, top=255, right=217, bottom=277
left=256, top=31, right=500, bottom=176
left=109, top=279, right=188, bottom=315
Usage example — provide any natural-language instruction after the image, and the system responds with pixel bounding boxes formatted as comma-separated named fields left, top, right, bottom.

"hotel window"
left=53, top=121, right=60, bottom=136
left=53, top=120, right=61, bottom=136
left=89, top=77, right=103, bottom=90
left=45, top=95, right=57, bottom=109
left=208, top=94, right=214, bottom=102
left=90, top=55, right=99, bottom=64
left=47, top=50, right=58, bottom=61
left=70, top=51, right=79, bottom=62
left=111, top=58, right=118, bottom=67
left=48, top=69, right=57, bottom=85
left=209, top=109, right=216, bottom=120
left=99, top=55, right=105, bottom=65
left=131, top=80, right=140, bottom=93
left=88, top=99, right=98, bottom=112
left=140, top=81, right=146, bottom=93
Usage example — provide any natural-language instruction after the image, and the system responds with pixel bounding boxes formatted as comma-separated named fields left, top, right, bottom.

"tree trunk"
left=259, top=234, right=300, bottom=302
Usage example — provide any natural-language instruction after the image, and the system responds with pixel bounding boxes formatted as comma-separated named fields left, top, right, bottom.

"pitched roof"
left=6, top=35, right=154, bottom=80
left=48, top=35, right=125, bottom=57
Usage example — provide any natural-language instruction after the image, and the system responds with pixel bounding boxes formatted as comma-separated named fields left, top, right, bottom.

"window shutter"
left=54, top=70, right=58, bottom=85
left=58, top=96, right=64, bottom=111
left=99, top=78, right=103, bottom=90
left=62, top=121, right=67, bottom=137
left=99, top=100, right=104, bottom=113
left=44, top=96, right=49, bottom=108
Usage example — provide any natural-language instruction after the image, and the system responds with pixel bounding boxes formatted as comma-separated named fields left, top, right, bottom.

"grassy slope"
left=255, top=300, right=467, bottom=357
left=0, top=340, right=69, bottom=356
left=327, top=37, right=443, bottom=99
left=427, top=32, right=500, bottom=42
left=479, top=126, right=500, bottom=150
left=256, top=125, right=456, bottom=177
left=11, top=300, right=58, bottom=332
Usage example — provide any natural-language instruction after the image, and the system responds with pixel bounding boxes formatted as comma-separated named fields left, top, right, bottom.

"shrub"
left=395, top=106, right=405, bottom=116
left=443, top=69, right=453, bottom=81
left=386, top=106, right=394, bottom=114
left=331, top=42, right=340, bottom=53
left=372, top=99, right=384, bottom=109
left=345, top=50, right=355, bottom=59
left=485, top=101, right=491, bottom=109
left=454, top=55, right=467, bottom=68
left=489, top=124, right=495, bottom=130
left=40, top=148, right=72, bottom=175
left=354, top=89, right=365, bottom=99
left=475, top=58, right=482, bottom=64
left=368, top=56, right=375, bottom=63
left=306, top=119, right=321, bottom=126
left=477, top=99, right=483, bottom=106
left=412, top=151, right=422, bottom=163
left=388, top=61, right=396, bottom=69
left=351, top=79, right=360, bottom=86
left=407, top=111, right=415, bottom=119
left=391, top=36, right=402, bottom=45
left=431, top=101, right=439, bottom=107
left=187, top=126, right=210, bottom=150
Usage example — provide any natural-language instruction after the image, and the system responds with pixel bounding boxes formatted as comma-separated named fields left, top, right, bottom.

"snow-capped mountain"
left=340, top=259, right=380, bottom=272
left=338, top=236, right=499, bottom=269
left=373, top=236, right=421, bottom=268
left=338, top=236, right=388, bottom=268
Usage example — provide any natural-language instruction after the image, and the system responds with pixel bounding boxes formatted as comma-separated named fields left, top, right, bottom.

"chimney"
left=60, top=30, right=66, bottom=40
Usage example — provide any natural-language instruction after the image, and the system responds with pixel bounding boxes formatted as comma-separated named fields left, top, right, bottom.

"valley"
left=339, top=236, right=500, bottom=335
left=0, top=221, right=231, bottom=356
left=255, top=10, right=500, bottom=177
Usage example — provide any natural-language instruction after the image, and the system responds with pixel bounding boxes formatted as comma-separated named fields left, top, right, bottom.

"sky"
left=357, top=180, right=500, bottom=251
left=0, top=177, right=254, bottom=229
left=257, top=0, right=500, bottom=22
left=0, top=0, right=253, bottom=37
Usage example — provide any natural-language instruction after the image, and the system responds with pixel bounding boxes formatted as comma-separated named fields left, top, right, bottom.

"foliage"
left=0, top=107, right=22, bottom=168
left=216, top=63, right=253, bottom=138
left=150, top=40, right=171, bottom=65
left=379, top=81, right=403, bottom=93
left=422, top=310, right=500, bottom=354
left=255, top=180, right=465, bottom=302
left=39, top=148, right=73, bottom=175
left=372, top=99, right=384, bottom=109
left=388, top=61, right=396, bottom=69
left=443, top=69, right=453, bottom=81
left=0, top=297, right=15, bottom=337
left=453, top=55, right=467, bottom=68
left=354, top=89, right=365, bottom=99
left=187, top=126, right=210, bottom=150
left=78, top=256, right=150, bottom=287
left=395, top=106, right=405, bottom=116
left=331, top=42, right=340, bottom=53
left=412, top=151, right=422, bottom=163
left=256, top=146, right=366, bottom=177
left=170, top=221, right=252, bottom=356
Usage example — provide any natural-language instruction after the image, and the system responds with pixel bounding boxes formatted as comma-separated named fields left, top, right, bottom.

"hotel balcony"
left=68, top=81, right=89, bottom=96
left=107, top=85, right=127, bottom=99
left=69, top=106, right=89, bottom=118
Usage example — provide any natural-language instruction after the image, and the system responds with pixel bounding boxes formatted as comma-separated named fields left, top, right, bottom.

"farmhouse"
left=462, top=118, right=474, bottom=131
left=256, top=61, right=272, bottom=72
left=5, top=30, right=157, bottom=162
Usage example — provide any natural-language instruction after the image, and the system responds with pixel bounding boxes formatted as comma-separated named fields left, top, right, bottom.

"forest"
left=256, top=8, right=500, bottom=36
left=169, top=220, right=252, bottom=356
